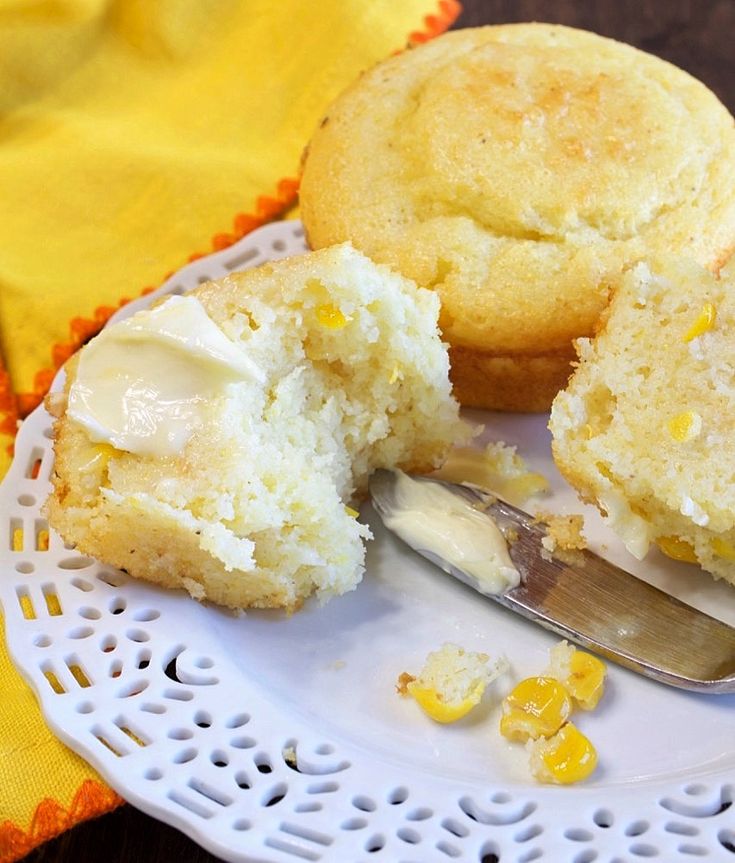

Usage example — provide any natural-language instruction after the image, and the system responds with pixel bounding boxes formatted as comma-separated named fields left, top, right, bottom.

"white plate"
left=2, top=221, right=735, bottom=863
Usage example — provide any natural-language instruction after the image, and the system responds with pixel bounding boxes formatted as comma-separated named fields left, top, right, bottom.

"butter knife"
left=369, top=469, right=735, bottom=694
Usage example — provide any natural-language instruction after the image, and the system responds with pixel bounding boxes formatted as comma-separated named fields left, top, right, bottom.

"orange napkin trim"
left=0, top=780, right=123, bottom=863
left=410, top=0, right=461, bottom=42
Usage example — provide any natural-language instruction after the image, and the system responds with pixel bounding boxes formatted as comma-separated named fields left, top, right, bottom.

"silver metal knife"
left=369, top=469, right=735, bottom=694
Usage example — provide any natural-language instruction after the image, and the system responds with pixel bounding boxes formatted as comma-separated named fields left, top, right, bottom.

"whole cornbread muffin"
left=45, top=244, right=464, bottom=611
left=549, top=257, right=735, bottom=586
left=300, top=24, right=735, bottom=411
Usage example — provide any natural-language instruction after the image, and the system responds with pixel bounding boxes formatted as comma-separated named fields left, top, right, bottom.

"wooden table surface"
left=21, top=1, right=735, bottom=861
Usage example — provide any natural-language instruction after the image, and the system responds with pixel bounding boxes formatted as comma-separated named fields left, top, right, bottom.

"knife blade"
left=369, top=469, right=735, bottom=694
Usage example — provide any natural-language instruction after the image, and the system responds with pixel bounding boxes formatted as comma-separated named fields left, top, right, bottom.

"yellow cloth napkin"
left=0, top=0, right=460, bottom=859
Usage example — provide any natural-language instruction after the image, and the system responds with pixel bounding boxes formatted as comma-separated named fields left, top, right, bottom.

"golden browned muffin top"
left=301, top=24, right=735, bottom=357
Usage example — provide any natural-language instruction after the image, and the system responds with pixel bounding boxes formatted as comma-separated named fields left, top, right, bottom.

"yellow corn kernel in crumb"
left=315, top=303, right=352, bottom=329
left=408, top=683, right=485, bottom=723
left=546, top=641, right=606, bottom=711
left=398, top=643, right=507, bottom=724
left=595, top=461, right=614, bottom=481
left=527, top=723, right=598, bottom=784
left=500, top=676, right=572, bottom=742
left=79, top=443, right=118, bottom=474
left=344, top=506, right=359, bottom=518
left=668, top=411, right=702, bottom=443
left=712, top=537, right=735, bottom=562
left=684, top=302, right=716, bottom=342
left=657, top=535, right=698, bottom=563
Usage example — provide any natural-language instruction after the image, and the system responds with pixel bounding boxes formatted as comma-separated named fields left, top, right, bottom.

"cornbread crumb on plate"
left=536, top=513, right=587, bottom=554
left=550, top=256, right=735, bottom=587
left=45, top=244, right=465, bottom=611
left=431, top=440, right=549, bottom=507
left=301, top=23, right=735, bottom=411
left=398, top=643, right=508, bottom=723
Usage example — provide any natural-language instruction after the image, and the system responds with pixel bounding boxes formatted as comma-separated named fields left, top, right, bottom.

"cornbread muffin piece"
left=46, top=244, right=465, bottom=611
left=549, top=257, right=735, bottom=586
left=300, top=24, right=735, bottom=411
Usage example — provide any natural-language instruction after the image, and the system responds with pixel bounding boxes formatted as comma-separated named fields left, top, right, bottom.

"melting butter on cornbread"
left=46, top=244, right=466, bottom=611
left=67, top=295, right=263, bottom=458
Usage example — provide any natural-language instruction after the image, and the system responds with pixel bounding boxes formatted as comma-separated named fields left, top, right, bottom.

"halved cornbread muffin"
left=550, top=257, right=735, bottom=585
left=46, top=244, right=465, bottom=610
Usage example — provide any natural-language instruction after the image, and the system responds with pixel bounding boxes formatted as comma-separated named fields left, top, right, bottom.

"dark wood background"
left=21, top=1, right=735, bottom=861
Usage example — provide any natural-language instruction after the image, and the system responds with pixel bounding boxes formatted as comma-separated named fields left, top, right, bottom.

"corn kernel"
left=79, top=443, right=117, bottom=473
left=315, top=303, right=352, bottom=329
left=657, top=535, right=698, bottom=563
left=668, top=411, right=702, bottom=442
left=712, top=537, right=735, bottom=562
left=595, top=461, right=614, bottom=481
left=407, top=680, right=485, bottom=724
left=500, top=676, right=572, bottom=742
left=527, top=722, right=597, bottom=784
left=398, top=643, right=506, bottom=724
left=389, top=364, right=400, bottom=384
left=547, top=642, right=606, bottom=710
left=684, top=302, right=716, bottom=342
left=344, top=506, right=359, bottom=518
left=565, top=652, right=605, bottom=710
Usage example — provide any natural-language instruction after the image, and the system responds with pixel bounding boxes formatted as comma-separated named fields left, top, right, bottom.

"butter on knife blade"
left=369, top=469, right=735, bottom=694
left=376, top=468, right=520, bottom=595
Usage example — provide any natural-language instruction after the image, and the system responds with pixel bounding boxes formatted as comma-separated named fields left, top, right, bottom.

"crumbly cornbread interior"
left=46, top=244, right=464, bottom=611
left=550, top=257, right=735, bottom=585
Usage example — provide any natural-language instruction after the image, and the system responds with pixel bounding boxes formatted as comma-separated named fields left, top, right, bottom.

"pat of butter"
left=67, top=295, right=262, bottom=457
left=383, top=471, right=520, bottom=595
